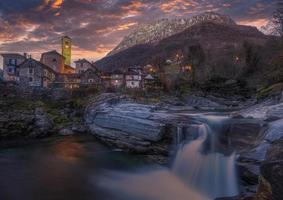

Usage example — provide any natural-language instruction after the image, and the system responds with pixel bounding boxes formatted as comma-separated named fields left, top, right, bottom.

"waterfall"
left=99, top=115, right=239, bottom=200
left=173, top=123, right=239, bottom=199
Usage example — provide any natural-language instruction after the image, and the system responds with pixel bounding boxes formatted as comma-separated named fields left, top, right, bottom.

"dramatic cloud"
left=0, top=0, right=277, bottom=66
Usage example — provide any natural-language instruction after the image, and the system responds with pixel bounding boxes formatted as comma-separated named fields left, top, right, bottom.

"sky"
left=0, top=0, right=277, bottom=67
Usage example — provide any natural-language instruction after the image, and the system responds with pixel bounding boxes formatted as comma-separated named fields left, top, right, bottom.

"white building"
left=125, top=71, right=142, bottom=89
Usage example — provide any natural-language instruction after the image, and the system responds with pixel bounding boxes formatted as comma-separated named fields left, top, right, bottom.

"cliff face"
left=108, top=12, right=236, bottom=56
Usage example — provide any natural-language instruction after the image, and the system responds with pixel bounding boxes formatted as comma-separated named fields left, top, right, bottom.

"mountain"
left=260, top=21, right=280, bottom=36
left=96, top=13, right=268, bottom=69
left=108, top=12, right=236, bottom=56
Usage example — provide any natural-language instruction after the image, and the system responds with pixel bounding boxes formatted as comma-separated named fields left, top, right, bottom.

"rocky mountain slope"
left=96, top=20, right=269, bottom=79
left=108, top=12, right=236, bottom=56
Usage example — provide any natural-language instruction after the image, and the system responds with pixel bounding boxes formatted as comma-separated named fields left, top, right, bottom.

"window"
left=8, top=59, right=12, bottom=65
left=8, top=68, right=13, bottom=73
left=29, top=68, right=33, bottom=74
left=52, top=58, right=57, bottom=63
left=29, top=77, right=33, bottom=82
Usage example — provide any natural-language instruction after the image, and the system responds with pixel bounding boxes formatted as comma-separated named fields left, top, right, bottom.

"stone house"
left=64, top=65, right=76, bottom=74
left=0, top=68, right=3, bottom=81
left=100, top=72, right=111, bottom=88
left=125, top=71, right=142, bottom=89
left=111, top=70, right=124, bottom=88
left=40, top=50, right=65, bottom=74
left=53, top=74, right=80, bottom=89
left=1, top=53, right=26, bottom=82
left=80, top=68, right=101, bottom=87
left=18, top=58, right=57, bottom=88
left=75, top=59, right=96, bottom=74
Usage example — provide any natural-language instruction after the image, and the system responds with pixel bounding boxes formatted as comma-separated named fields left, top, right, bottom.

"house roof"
left=75, top=58, right=101, bottom=73
left=19, top=58, right=58, bottom=74
left=74, top=58, right=91, bottom=64
left=125, top=71, right=140, bottom=75
left=41, top=50, right=65, bottom=58
left=1, top=53, right=26, bottom=59
left=64, top=65, right=75, bottom=71
left=145, top=74, right=155, bottom=80
left=111, top=69, right=124, bottom=74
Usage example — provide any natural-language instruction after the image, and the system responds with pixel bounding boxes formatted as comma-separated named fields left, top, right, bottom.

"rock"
left=237, top=100, right=283, bottom=120
left=59, top=128, right=75, bottom=136
left=34, top=107, right=53, bottom=136
left=256, top=139, right=283, bottom=200
left=227, top=118, right=266, bottom=152
left=185, top=95, right=226, bottom=110
left=264, top=119, right=283, bottom=142
left=71, top=123, right=87, bottom=133
left=85, top=94, right=167, bottom=152
left=0, top=106, right=53, bottom=139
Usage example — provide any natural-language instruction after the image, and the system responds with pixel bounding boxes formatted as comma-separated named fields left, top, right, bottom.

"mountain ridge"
left=108, top=12, right=236, bottom=56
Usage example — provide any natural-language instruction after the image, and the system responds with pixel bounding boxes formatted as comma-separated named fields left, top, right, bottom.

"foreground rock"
left=0, top=106, right=53, bottom=140
left=85, top=94, right=171, bottom=153
left=256, top=139, right=283, bottom=200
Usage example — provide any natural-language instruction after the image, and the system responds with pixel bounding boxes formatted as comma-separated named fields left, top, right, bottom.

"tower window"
left=29, top=77, right=33, bottom=82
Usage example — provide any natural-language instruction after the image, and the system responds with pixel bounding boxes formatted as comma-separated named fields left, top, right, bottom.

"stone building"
left=64, top=65, right=76, bottom=74
left=0, top=68, right=3, bottom=81
left=1, top=53, right=26, bottom=82
left=53, top=74, right=80, bottom=89
left=100, top=72, right=111, bottom=88
left=111, top=70, right=124, bottom=88
left=80, top=68, right=101, bottom=87
left=75, top=59, right=96, bottom=74
left=125, top=71, right=142, bottom=89
left=18, top=58, right=57, bottom=88
left=62, top=36, right=72, bottom=66
left=40, top=50, right=65, bottom=74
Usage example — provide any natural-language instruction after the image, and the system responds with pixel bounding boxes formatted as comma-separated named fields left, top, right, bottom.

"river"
left=0, top=115, right=239, bottom=200
left=0, top=136, right=147, bottom=200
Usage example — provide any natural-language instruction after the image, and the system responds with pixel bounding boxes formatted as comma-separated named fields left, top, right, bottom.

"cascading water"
left=99, top=115, right=239, bottom=200
left=173, top=121, right=239, bottom=199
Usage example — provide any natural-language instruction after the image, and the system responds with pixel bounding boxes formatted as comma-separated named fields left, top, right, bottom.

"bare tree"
left=273, top=0, right=283, bottom=36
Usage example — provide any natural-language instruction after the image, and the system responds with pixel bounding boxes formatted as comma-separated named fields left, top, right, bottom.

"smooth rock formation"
left=85, top=94, right=167, bottom=152
left=256, top=139, right=283, bottom=200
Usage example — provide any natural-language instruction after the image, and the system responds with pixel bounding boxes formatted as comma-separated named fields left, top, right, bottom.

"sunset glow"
left=0, top=0, right=277, bottom=65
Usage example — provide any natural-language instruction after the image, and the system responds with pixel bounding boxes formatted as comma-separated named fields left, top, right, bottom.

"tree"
left=273, top=0, right=283, bottom=36
left=243, top=42, right=261, bottom=75
left=183, top=43, right=205, bottom=83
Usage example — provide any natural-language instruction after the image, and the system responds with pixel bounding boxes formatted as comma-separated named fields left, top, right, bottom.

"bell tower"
left=61, top=36, right=71, bottom=66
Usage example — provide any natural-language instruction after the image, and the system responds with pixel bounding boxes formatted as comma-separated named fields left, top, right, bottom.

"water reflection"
left=0, top=136, right=141, bottom=200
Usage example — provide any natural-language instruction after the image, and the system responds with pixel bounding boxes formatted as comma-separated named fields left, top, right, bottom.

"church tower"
left=61, top=36, right=72, bottom=66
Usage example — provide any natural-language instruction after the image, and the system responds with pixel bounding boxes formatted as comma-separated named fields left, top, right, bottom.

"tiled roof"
left=42, top=50, right=64, bottom=58
left=1, top=53, right=26, bottom=59
left=19, top=58, right=58, bottom=74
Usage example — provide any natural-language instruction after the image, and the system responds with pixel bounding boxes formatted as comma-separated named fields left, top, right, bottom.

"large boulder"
left=256, top=139, right=283, bottom=200
left=85, top=94, right=167, bottom=152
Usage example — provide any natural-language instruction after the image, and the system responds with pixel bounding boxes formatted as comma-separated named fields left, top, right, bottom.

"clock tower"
left=61, top=36, right=72, bottom=66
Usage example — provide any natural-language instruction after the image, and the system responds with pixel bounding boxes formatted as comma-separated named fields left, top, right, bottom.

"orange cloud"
left=238, top=18, right=269, bottom=28
left=159, top=0, right=196, bottom=13
left=36, top=0, right=63, bottom=11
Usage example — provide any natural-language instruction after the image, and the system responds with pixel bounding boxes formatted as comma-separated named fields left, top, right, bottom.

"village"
left=0, top=36, right=168, bottom=92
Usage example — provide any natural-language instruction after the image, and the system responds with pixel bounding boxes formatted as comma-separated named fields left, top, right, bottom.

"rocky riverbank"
left=84, top=93, right=283, bottom=200
left=1, top=88, right=283, bottom=200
